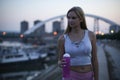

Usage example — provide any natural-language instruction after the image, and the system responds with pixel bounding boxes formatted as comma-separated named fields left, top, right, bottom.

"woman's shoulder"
left=87, top=30, right=96, bottom=40
left=58, top=34, right=65, bottom=42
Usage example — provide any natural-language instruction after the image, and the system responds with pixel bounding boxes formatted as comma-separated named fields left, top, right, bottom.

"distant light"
left=53, top=31, right=57, bottom=36
left=20, top=34, right=24, bottom=38
left=101, top=32, right=104, bottom=35
left=99, top=31, right=102, bottom=34
left=111, top=30, right=114, bottom=33
left=2, top=32, right=6, bottom=35
left=95, top=31, right=99, bottom=34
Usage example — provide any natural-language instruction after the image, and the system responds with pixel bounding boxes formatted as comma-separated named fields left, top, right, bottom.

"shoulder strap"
left=63, top=34, right=67, bottom=39
left=85, top=30, right=89, bottom=38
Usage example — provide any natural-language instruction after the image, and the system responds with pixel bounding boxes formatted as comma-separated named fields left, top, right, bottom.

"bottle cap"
left=63, top=53, right=70, bottom=57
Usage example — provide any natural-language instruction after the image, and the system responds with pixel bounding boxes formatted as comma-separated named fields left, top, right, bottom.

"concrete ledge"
left=97, top=45, right=109, bottom=80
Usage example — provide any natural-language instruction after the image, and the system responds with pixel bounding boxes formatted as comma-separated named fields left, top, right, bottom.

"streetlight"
left=110, top=30, right=114, bottom=33
left=20, top=34, right=24, bottom=38
left=101, top=32, right=104, bottom=35
left=2, top=32, right=6, bottom=36
left=53, top=31, right=58, bottom=36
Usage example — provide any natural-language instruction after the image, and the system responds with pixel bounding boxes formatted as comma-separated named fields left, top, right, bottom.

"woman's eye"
left=67, top=16, right=78, bottom=19
left=72, top=17, right=77, bottom=19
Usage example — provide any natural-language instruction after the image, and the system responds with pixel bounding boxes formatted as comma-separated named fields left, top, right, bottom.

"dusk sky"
left=0, top=0, right=120, bottom=33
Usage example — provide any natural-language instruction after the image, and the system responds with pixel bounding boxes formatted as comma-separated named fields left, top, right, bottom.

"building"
left=33, top=20, right=45, bottom=36
left=52, top=21, right=61, bottom=33
left=20, top=21, right=29, bottom=34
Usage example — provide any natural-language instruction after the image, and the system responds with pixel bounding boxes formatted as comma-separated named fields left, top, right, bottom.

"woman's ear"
left=79, top=18, right=83, bottom=22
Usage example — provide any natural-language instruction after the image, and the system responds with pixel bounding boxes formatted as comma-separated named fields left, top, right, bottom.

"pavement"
left=104, top=44, right=120, bottom=80
left=97, top=44, right=109, bottom=80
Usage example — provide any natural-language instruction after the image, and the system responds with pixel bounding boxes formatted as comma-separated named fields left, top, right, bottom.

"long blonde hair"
left=64, top=6, right=88, bottom=34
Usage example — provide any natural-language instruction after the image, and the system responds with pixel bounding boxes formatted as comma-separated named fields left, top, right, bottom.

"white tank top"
left=64, top=30, right=92, bottom=66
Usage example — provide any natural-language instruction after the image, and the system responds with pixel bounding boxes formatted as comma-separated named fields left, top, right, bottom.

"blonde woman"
left=58, top=6, right=98, bottom=80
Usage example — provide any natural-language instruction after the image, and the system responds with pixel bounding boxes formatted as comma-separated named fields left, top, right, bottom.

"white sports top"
left=64, top=30, right=92, bottom=66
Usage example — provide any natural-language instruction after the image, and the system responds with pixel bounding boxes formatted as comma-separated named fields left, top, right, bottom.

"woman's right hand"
left=58, top=59, right=66, bottom=68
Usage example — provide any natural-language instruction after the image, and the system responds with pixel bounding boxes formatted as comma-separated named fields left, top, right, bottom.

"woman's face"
left=67, top=11, right=81, bottom=28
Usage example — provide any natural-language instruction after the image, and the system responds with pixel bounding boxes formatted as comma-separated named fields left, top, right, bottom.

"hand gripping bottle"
left=62, top=53, right=70, bottom=80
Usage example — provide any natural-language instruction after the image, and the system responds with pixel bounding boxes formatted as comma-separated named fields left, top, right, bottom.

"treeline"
left=96, top=30, right=120, bottom=40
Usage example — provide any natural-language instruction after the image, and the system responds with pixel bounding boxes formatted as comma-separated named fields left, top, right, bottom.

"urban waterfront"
left=0, top=4, right=120, bottom=80
left=1, top=0, right=120, bottom=80
left=0, top=40, right=58, bottom=80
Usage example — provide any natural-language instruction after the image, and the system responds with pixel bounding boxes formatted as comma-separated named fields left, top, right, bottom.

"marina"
left=0, top=41, right=57, bottom=78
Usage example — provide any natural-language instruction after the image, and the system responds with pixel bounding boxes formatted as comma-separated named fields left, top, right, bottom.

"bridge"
left=23, top=14, right=120, bottom=35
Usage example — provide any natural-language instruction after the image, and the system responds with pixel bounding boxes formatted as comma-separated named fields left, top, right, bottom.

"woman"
left=58, top=6, right=98, bottom=80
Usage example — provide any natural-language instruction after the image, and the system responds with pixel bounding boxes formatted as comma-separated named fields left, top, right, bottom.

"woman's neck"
left=71, top=26, right=82, bottom=33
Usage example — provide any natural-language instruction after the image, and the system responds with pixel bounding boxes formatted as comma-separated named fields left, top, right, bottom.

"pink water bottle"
left=62, top=53, right=70, bottom=80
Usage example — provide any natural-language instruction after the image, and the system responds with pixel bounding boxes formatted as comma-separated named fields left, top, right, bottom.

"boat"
left=0, top=70, right=42, bottom=80
left=0, top=41, right=47, bottom=72
left=0, top=51, right=41, bottom=63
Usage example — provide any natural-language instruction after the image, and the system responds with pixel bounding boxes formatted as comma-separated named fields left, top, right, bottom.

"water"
left=0, top=70, right=42, bottom=80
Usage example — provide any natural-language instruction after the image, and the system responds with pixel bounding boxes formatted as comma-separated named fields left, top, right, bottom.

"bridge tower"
left=93, top=18, right=99, bottom=34
left=60, top=17, right=64, bottom=30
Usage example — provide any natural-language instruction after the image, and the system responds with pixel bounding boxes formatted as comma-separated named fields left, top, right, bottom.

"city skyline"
left=0, top=0, right=120, bottom=33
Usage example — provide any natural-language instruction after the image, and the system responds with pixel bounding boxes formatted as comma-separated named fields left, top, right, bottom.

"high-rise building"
left=60, top=17, right=65, bottom=30
left=20, top=21, right=29, bottom=33
left=34, top=20, right=41, bottom=25
left=33, top=20, right=45, bottom=36
left=53, top=21, right=61, bottom=32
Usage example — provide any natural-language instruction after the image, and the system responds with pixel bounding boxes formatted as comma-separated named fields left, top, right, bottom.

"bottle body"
left=62, top=53, right=70, bottom=79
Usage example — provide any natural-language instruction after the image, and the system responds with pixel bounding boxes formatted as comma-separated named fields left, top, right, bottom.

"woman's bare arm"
left=89, top=31, right=99, bottom=80
left=57, top=35, right=65, bottom=65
